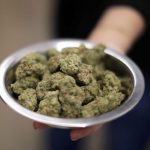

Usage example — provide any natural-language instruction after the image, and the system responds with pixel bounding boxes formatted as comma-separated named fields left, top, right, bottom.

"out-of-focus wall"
left=0, top=0, right=56, bottom=60
left=0, top=0, right=56, bottom=150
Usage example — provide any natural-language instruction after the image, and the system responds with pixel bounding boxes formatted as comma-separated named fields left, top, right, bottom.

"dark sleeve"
left=107, top=0, right=150, bottom=27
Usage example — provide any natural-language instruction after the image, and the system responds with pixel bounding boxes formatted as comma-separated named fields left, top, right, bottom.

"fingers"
left=33, top=121, right=49, bottom=129
left=70, top=124, right=102, bottom=141
left=33, top=121, right=102, bottom=141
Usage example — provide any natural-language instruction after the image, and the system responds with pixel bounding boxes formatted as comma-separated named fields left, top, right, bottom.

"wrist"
left=88, top=27, right=132, bottom=54
left=88, top=6, right=145, bottom=54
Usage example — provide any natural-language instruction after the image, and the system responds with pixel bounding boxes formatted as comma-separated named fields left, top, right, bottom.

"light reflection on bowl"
left=0, top=39, right=145, bottom=128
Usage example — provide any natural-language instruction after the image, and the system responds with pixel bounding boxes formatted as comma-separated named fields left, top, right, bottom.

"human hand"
left=70, top=124, right=102, bottom=141
left=88, top=6, right=145, bottom=54
left=33, top=121, right=102, bottom=141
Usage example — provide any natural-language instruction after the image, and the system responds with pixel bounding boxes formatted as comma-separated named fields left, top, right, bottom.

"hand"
left=88, top=6, right=145, bottom=54
left=33, top=121, right=102, bottom=141
left=70, top=124, right=102, bottom=141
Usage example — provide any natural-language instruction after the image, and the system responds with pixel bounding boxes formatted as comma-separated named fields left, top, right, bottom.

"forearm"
left=88, top=6, right=145, bottom=53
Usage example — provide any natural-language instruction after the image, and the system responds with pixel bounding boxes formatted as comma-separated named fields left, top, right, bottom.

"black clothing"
left=56, top=0, right=150, bottom=72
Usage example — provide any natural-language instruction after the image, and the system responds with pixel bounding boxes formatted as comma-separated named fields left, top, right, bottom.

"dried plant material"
left=10, top=44, right=131, bottom=118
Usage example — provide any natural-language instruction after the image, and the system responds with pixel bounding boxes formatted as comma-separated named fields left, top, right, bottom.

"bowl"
left=0, top=39, right=145, bottom=128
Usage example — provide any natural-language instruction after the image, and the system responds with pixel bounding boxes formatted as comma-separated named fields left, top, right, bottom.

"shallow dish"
left=0, top=39, right=145, bottom=128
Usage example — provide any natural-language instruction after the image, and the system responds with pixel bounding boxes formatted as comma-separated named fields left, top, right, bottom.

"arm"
left=70, top=6, right=145, bottom=141
left=89, top=6, right=145, bottom=53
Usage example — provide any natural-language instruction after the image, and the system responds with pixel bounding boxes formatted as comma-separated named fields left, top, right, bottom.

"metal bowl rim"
left=0, top=39, right=145, bottom=128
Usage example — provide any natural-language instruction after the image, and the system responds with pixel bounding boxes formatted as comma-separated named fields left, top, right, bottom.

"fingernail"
left=70, top=133, right=79, bottom=141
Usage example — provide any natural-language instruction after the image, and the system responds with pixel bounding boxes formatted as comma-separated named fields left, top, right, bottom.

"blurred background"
left=0, top=0, right=150, bottom=150
left=0, top=0, right=54, bottom=150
